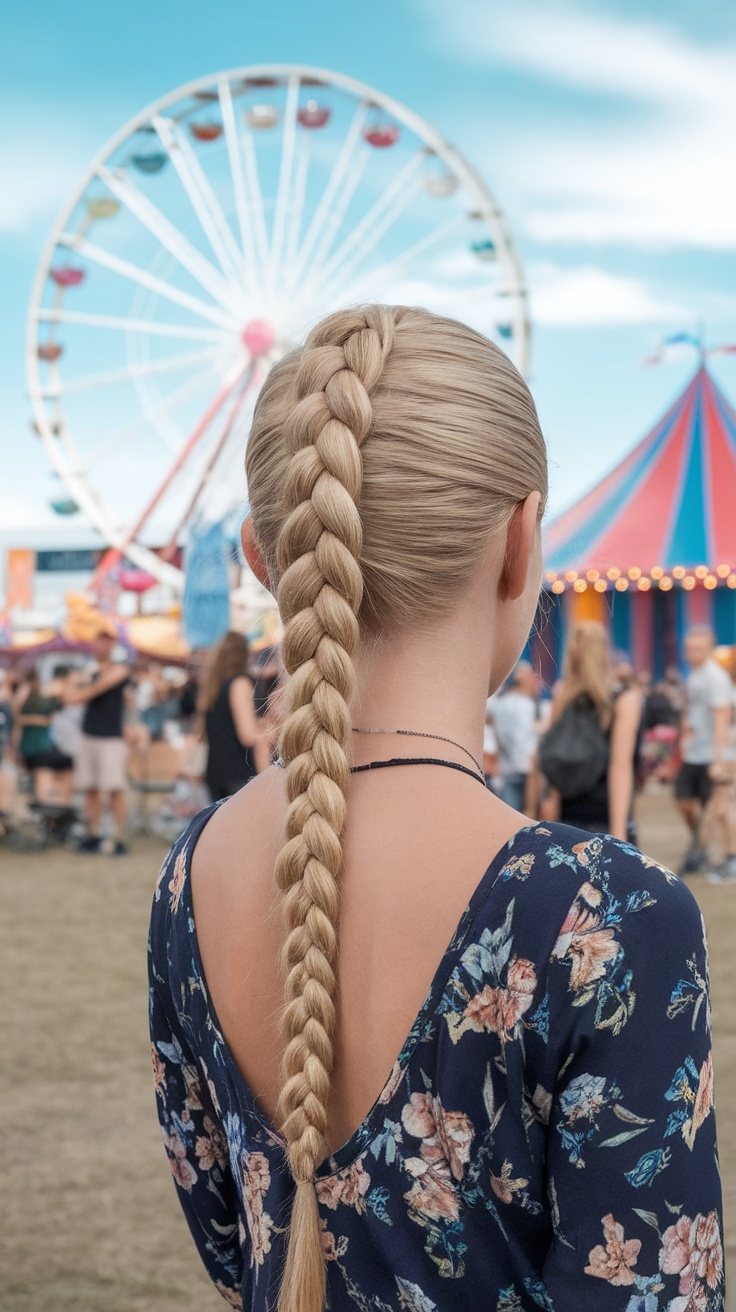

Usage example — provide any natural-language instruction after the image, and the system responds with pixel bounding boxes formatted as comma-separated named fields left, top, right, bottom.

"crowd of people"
left=1, top=616, right=734, bottom=877
left=0, top=622, right=281, bottom=853
left=485, top=620, right=735, bottom=879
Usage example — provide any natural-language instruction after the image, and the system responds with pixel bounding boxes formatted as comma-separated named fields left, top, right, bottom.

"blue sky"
left=3, top=0, right=736, bottom=538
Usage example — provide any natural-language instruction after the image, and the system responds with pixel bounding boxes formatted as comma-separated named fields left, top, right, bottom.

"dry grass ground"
left=1, top=789, right=734, bottom=1310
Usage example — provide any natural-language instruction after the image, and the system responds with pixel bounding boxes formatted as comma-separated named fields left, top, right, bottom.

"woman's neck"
left=350, top=612, right=492, bottom=770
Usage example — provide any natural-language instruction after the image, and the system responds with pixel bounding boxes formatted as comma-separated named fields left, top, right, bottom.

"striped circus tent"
left=535, top=365, right=736, bottom=680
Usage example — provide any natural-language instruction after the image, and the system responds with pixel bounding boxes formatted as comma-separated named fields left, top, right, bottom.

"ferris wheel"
left=27, top=64, right=530, bottom=591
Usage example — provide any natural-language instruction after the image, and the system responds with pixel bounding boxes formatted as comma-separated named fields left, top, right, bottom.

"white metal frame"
left=27, top=63, right=530, bottom=592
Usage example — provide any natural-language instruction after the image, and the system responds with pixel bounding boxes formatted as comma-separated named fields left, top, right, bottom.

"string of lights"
left=543, top=564, right=736, bottom=594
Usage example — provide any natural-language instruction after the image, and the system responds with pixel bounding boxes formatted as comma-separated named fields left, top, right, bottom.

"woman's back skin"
left=151, top=307, right=722, bottom=1311
left=192, top=535, right=528, bottom=1154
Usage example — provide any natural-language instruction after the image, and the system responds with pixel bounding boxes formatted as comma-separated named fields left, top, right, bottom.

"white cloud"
left=0, top=119, right=96, bottom=234
left=528, top=263, right=686, bottom=326
left=370, top=259, right=684, bottom=331
left=423, top=0, right=736, bottom=251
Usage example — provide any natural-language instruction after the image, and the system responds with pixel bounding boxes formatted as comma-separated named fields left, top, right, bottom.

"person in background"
left=252, top=646, right=281, bottom=718
left=201, top=631, right=270, bottom=801
left=541, top=621, right=642, bottom=839
left=675, top=627, right=732, bottom=875
left=0, top=669, right=14, bottom=763
left=63, top=622, right=131, bottom=855
left=664, top=664, right=685, bottom=715
left=704, top=648, right=736, bottom=884
left=482, top=698, right=499, bottom=790
left=0, top=669, right=15, bottom=826
left=253, top=647, right=285, bottom=762
left=488, top=660, right=539, bottom=812
left=612, top=652, right=636, bottom=694
left=178, top=667, right=200, bottom=729
left=48, top=666, right=85, bottom=781
left=17, top=668, right=74, bottom=805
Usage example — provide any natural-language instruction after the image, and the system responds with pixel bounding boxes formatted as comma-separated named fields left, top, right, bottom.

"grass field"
left=2, top=789, right=734, bottom=1311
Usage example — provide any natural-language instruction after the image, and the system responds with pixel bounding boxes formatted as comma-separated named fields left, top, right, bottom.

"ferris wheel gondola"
left=27, top=64, right=530, bottom=589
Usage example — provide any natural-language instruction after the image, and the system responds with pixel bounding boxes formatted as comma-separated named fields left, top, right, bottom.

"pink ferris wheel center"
left=242, top=319, right=275, bottom=358
left=27, top=64, right=529, bottom=592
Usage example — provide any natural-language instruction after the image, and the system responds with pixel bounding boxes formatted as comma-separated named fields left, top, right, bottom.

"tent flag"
left=182, top=522, right=231, bottom=650
left=641, top=331, right=701, bottom=367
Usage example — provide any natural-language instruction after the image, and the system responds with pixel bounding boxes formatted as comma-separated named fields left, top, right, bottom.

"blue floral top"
left=148, top=805, right=724, bottom=1311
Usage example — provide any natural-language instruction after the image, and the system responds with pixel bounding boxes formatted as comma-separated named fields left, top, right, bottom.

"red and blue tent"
left=535, top=365, right=736, bottom=680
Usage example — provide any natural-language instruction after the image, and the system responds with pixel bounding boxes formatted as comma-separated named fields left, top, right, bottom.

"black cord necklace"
left=350, top=755, right=487, bottom=785
left=351, top=726, right=484, bottom=780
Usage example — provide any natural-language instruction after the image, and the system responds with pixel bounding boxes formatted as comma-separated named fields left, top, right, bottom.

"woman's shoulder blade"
left=151, top=802, right=222, bottom=928
left=471, top=822, right=699, bottom=967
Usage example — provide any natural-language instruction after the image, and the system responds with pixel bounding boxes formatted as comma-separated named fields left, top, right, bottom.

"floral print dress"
left=148, top=805, right=724, bottom=1311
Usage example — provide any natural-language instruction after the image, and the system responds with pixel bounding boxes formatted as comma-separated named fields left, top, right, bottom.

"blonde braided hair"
left=272, top=307, right=399, bottom=1310
left=245, top=305, right=547, bottom=1311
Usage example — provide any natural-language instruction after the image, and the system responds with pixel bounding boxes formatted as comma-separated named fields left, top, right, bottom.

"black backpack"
left=538, top=694, right=610, bottom=801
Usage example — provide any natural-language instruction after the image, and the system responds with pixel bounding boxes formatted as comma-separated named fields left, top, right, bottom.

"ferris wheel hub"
left=28, top=64, right=529, bottom=596
left=242, top=319, right=276, bottom=359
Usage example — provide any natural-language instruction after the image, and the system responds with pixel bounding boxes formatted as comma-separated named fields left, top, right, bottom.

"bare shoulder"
left=615, top=686, right=643, bottom=720
left=191, top=766, right=284, bottom=883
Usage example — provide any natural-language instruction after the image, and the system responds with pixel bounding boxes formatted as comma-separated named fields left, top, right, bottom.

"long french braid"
left=274, top=307, right=399, bottom=1311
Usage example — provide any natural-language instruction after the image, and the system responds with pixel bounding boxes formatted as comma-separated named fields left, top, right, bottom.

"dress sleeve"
left=536, top=840, right=723, bottom=1310
left=148, top=852, right=244, bottom=1307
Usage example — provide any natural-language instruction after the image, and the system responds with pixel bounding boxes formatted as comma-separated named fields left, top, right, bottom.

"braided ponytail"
left=245, top=304, right=547, bottom=1310
left=273, top=307, right=398, bottom=1311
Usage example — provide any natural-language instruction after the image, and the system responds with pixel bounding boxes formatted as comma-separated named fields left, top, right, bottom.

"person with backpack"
left=538, top=620, right=642, bottom=839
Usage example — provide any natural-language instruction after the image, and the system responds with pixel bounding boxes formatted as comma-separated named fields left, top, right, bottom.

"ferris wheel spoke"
left=240, top=128, right=270, bottom=272
left=282, top=133, right=311, bottom=286
left=42, top=346, right=223, bottom=398
left=36, top=307, right=227, bottom=343
left=152, top=114, right=247, bottom=290
left=94, top=165, right=238, bottom=313
left=336, top=213, right=468, bottom=302
left=318, top=181, right=426, bottom=304
left=218, top=77, right=260, bottom=297
left=84, top=365, right=220, bottom=469
left=308, top=147, right=369, bottom=283
left=57, top=232, right=239, bottom=330
left=268, top=73, right=300, bottom=293
left=285, top=99, right=368, bottom=296
left=315, top=149, right=427, bottom=286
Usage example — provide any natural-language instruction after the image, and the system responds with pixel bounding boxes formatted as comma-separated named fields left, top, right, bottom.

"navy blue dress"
left=148, top=805, right=724, bottom=1311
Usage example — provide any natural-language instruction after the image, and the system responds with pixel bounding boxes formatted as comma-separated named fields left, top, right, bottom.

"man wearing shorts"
left=64, top=621, right=131, bottom=855
left=675, top=627, right=731, bottom=875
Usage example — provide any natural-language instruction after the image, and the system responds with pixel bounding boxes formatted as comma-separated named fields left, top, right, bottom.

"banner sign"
left=36, top=549, right=102, bottom=573
left=6, top=548, right=36, bottom=609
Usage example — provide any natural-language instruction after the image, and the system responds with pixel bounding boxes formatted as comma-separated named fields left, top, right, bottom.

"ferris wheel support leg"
left=91, top=363, right=246, bottom=587
left=161, top=362, right=258, bottom=559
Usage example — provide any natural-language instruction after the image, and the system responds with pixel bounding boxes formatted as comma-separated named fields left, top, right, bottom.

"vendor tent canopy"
left=544, top=365, right=736, bottom=581
left=532, top=365, right=736, bottom=682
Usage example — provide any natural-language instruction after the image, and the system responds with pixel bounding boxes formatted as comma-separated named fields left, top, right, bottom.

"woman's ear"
left=240, top=515, right=272, bottom=592
left=500, top=491, right=542, bottom=601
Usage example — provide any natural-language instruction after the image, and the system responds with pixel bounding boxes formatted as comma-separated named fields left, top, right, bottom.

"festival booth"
left=535, top=365, right=736, bottom=683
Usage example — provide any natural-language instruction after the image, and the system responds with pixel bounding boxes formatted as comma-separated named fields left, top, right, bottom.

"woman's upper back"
left=149, top=781, right=722, bottom=1311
